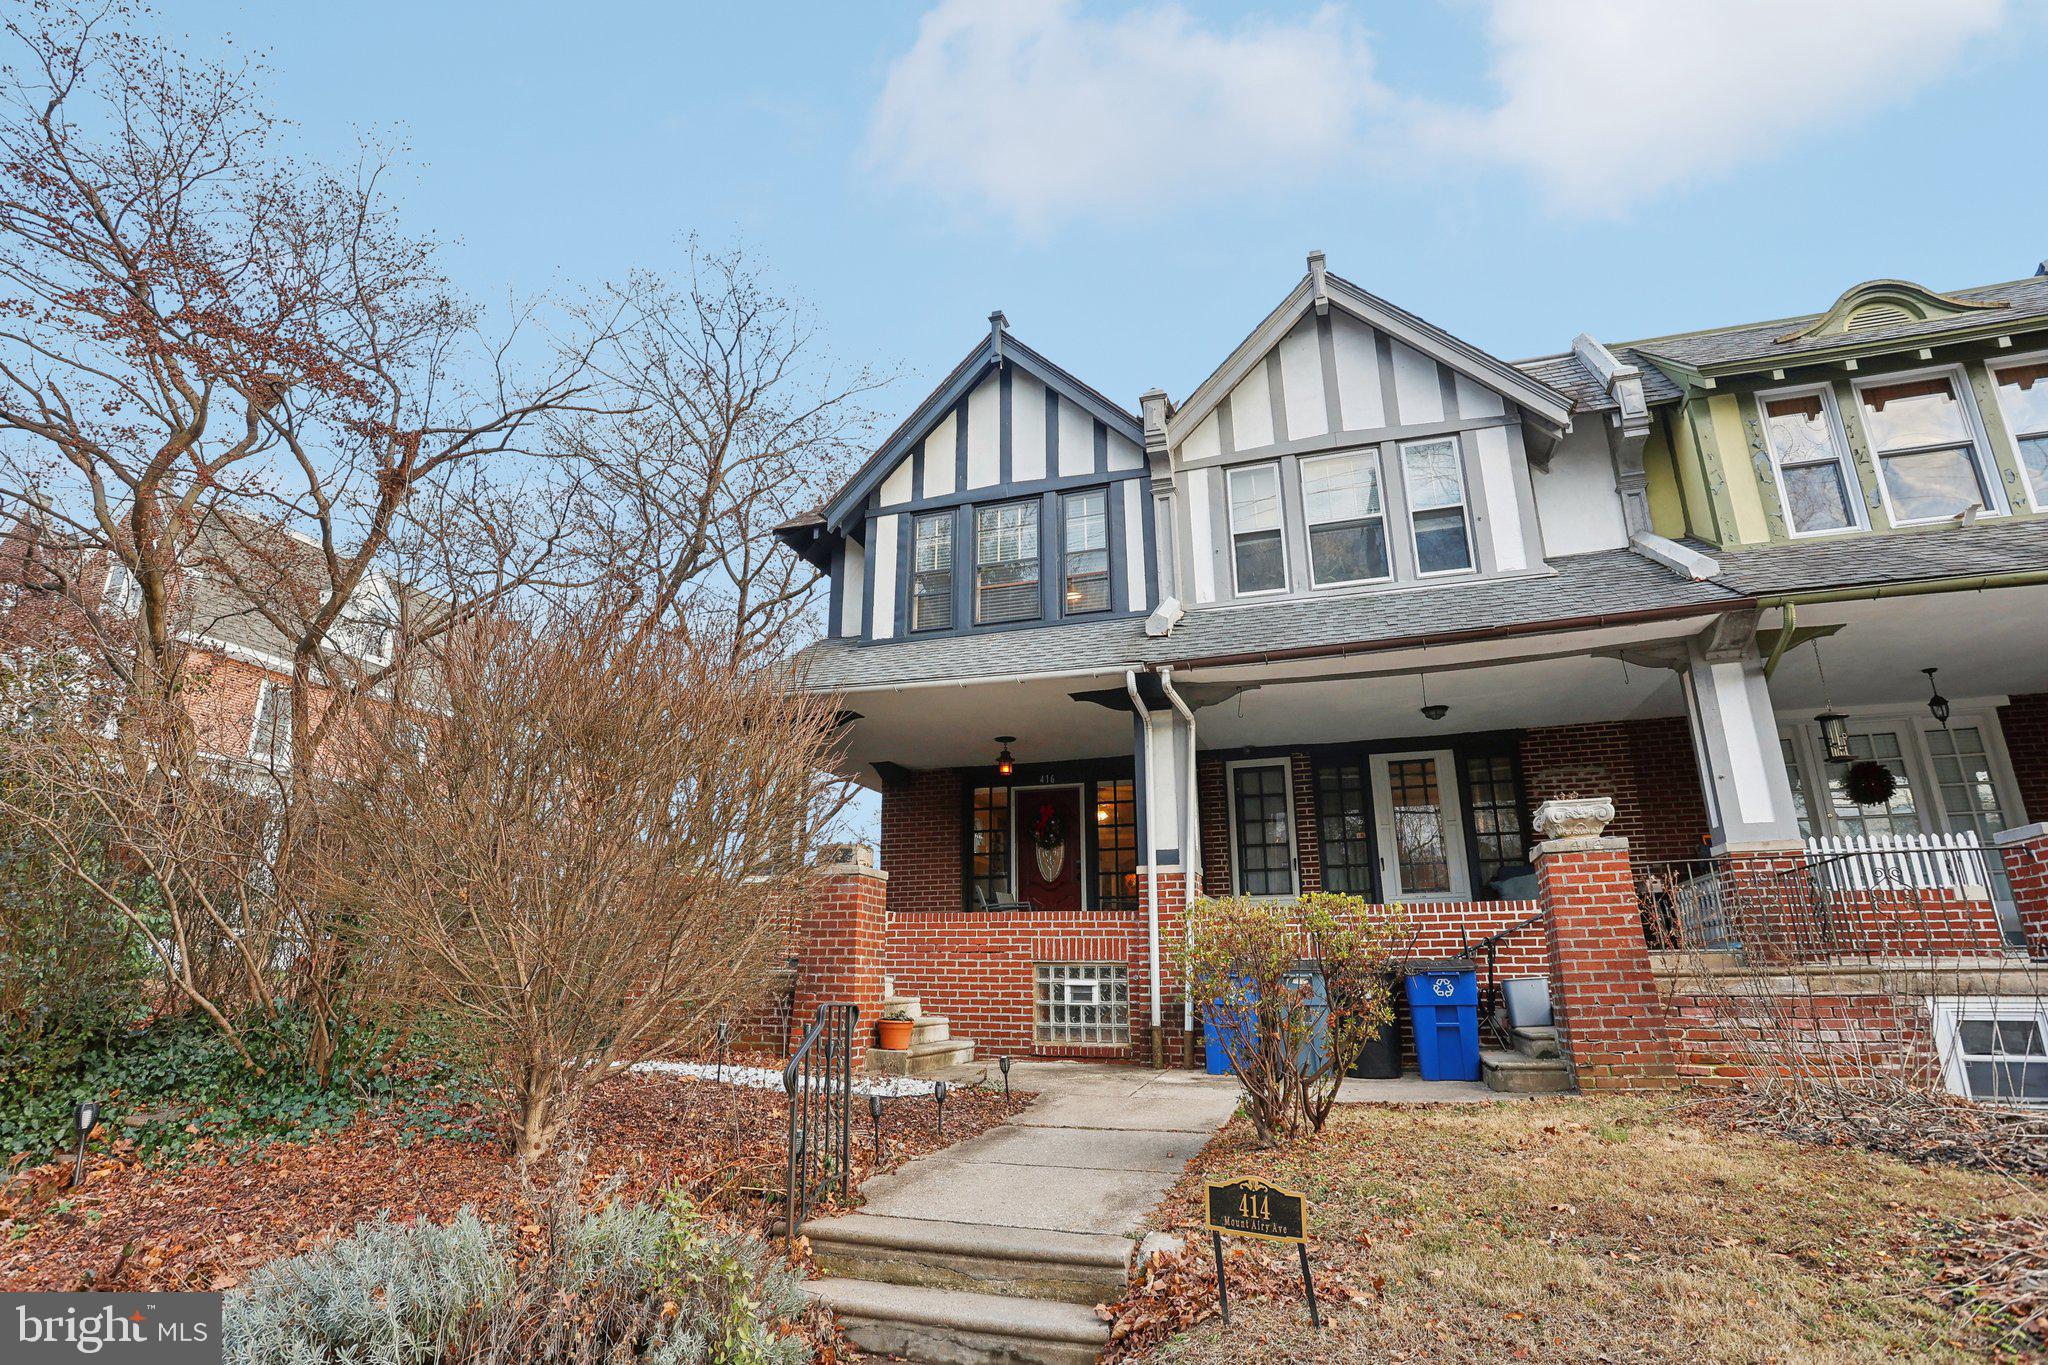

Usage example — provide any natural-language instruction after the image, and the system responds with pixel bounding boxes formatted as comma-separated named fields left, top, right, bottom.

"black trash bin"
left=1348, top=970, right=1406, bottom=1079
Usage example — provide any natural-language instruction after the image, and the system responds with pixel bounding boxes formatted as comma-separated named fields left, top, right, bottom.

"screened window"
left=1936, top=1001, right=2048, bottom=1107
left=1226, top=464, right=1286, bottom=594
left=1857, top=375, right=1994, bottom=523
left=911, top=512, right=954, bottom=631
left=1401, top=439, right=1473, bottom=575
left=1034, top=963, right=1129, bottom=1046
left=1301, top=451, right=1388, bottom=586
left=250, top=681, right=292, bottom=768
left=974, top=501, right=1040, bottom=624
left=1091, top=779, right=1138, bottom=910
left=1992, top=360, right=2048, bottom=508
left=1062, top=490, right=1110, bottom=615
left=1760, top=390, right=1857, bottom=533
left=1314, top=762, right=1374, bottom=896
left=1230, top=761, right=1294, bottom=896
left=970, top=785, right=1011, bottom=906
left=1464, top=753, right=1527, bottom=890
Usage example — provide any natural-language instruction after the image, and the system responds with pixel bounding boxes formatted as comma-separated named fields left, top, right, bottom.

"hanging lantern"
left=1922, top=667, right=1951, bottom=726
left=1418, top=674, right=1448, bottom=723
left=994, top=736, right=1016, bottom=777
left=1816, top=711, right=1853, bottom=763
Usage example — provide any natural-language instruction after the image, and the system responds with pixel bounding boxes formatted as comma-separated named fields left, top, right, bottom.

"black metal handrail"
left=1462, top=909, right=1547, bottom=1048
left=782, top=1002, right=857, bottom=1246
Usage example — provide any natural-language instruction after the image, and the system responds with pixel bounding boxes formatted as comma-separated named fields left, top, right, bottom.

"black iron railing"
left=782, top=1002, right=857, bottom=1245
left=1463, top=910, right=1547, bottom=1047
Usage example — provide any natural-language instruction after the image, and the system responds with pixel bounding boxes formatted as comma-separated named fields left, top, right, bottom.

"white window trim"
left=1777, top=703, right=2028, bottom=839
left=1930, top=996, right=2048, bottom=1109
left=1985, top=347, right=2048, bottom=514
left=1224, top=462, right=1290, bottom=597
left=1369, top=748, right=1472, bottom=901
left=1299, top=449, right=1393, bottom=589
left=101, top=560, right=141, bottom=616
left=1396, top=437, right=1477, bottom=579
left=247, top=678, right=292, bottom=766
left=1850, top=363, right=2009, bottom=527
left=1754, top=381, right=1866, bottom=537
left=1224, top=756, right=1298, bottom=900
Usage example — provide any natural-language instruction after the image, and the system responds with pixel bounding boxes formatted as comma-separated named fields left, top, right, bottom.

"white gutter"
left=1157, top=666, right=1199, bottom=1042
left=1124, top=668, right=1163, bottom=1062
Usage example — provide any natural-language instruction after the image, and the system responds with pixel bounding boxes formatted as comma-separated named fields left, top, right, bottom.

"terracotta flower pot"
left=877, top=1018, right=913, bottom=1051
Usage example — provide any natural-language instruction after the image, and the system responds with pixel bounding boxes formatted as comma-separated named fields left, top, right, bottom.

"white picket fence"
left=1802, top=831, right=1999, bottom=895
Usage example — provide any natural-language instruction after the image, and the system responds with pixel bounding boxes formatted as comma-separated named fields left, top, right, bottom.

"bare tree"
left=325, top=605, right=845, bottom=1164
left=555, top=248, right=881, bottom=659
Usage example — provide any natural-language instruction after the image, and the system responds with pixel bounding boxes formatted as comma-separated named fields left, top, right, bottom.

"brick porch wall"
left=2001, top=692, right=2048, bottom=825
left=1521, top=717, right=1708, bottom=865
left=880, top=770, right=964, bottom=915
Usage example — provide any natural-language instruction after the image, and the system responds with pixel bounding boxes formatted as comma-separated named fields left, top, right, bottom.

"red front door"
left=1014, top=786, right=1084, bottom=913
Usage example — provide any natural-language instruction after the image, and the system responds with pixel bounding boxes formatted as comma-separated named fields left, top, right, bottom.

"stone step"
left=1481, top=1048, right=1572, bottom=1095
left=806, top=1277, right=1109, bottom=1365
left=1511, top=1026, right=1560, bottom=1060
left=911, top=1015, right=953, bottom=1048
left=867, top=1037, right=977, bottom=1077
left=804, top=1212, right=1132, bottom=1306
left=879, top=995, right=923, bottom=1022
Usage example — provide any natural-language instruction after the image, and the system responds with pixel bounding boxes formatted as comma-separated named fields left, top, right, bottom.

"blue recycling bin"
left=1405, top=960, right=1480, bottom=1081
left=1202, top=968, right=1330, bottom=1076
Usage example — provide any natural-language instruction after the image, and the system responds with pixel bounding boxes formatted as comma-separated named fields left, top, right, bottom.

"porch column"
left=1533, top=799, right=1675, bottom=1090
left=1680, top=623, right=1803, bottom=852
left=793, top=845, right=889, bottom=1069
left=1130, top=682, right=1199, bottom=1067
left=1993, top=822, right=2048, bottom=957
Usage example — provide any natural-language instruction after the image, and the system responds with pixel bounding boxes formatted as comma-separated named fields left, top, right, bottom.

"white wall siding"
left=868, top=515, right=899, bottom=640
left=1533, top=425, right=1630, bottom=556
left=1185, top=469, right=1216, bottom=603
left=1121, top=479, right=1147, bottom=610
left=966, top=373, right=1001, bottom=489
left=1455, top=373, right=1504, bottom=419
left=878, top=455, right=914, bottom=507
left=921, top=409, right=957, bottom=498
left=1277, top=318, right=1327, bottom=442
left=1107, top=430, right=1144, bottom=472
left=1010, top=371, right=1047, bottom=484
left=1390, top=340, right=1443, bottom=424
left=1473, top=425, right=1527, bottom=573
left=1329, top=311, right=1383, bottom=432
left=1057, top=397, right=1094, bottom=477
left=1227, top=367, right=1274, bottom=451
left=1182, top=410, right=1221, bottom=464
left=839, top=539, right=865, bottom=637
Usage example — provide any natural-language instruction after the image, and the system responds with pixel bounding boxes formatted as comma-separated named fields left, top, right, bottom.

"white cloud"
left=1438, top=0, right=2009, bottom=207
left=866, top=1, right=2013, bottom=229
left=863, top=1, right=1385, bottom=233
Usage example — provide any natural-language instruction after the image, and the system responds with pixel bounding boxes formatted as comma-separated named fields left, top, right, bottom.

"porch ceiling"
left=1759, top=584, right=2048, bottom=715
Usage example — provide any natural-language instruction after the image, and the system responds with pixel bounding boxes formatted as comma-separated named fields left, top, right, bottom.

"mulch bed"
left=1690, top=1084, right=2048, bottom=1182
left=0, top=1068, right=1028, bottom=1293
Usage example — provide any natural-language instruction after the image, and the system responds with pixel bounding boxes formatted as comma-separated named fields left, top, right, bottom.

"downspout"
left=1125, top=669, right=1163, bottom=1067
left=1762, top=601, right=1797, bottom=679
left=1157, top=666, right=1199, bottom=1056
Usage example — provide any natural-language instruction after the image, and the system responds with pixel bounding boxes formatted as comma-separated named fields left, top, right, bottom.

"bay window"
left=974, top=501, right=1040, bottom=624
left=1061, top=489, right=1110, bottom=614
left=1759, top=387, right=1859, bottom=533
left=1226, top=464, right=1287, bottom=594
left=911, top=511, right=953, bottom=631
left=1990, top=358, right=2048, bottom=509
left=1301, top=450, right=1389, bottom=586
left=1855, top=373, right=1998, bottom=523
left=1401, top=438, right=1474, bottom=575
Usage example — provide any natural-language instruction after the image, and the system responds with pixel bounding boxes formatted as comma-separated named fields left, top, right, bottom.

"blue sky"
left=167, top=0, right=2048, bottom=426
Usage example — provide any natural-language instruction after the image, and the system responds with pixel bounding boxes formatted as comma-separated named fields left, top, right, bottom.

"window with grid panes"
left=250, top=681, right=292, bottom=768
left=1463, top=753, right=1527, bottom=889
left=1092, top=779, right=1137, bottom=909
left=1231, top=762, right=1293, bottom=895
left=1992, top=360, right=2048, bottom=507
left=970, top=785, right=1011, bottom=905
left=1062, top=489, right=1110, bottom=614
left=911, top=512, right=953, bottom=631
left=1826, top=729, right=1921, bottom=837
left=1034, top=962, right=1129, bottom=1045
left=1315, top=762, right=1375, bottom=896
left=1924, top=725, right=2009, bottom=840
left=974, top=501, right=1041, bottom=624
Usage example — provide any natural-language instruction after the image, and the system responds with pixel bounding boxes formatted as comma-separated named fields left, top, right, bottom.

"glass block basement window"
left=1034, top=963, right=1129, bottom=1046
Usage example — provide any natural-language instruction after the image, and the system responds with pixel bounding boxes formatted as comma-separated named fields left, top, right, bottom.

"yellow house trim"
left=1707, top=393, right=1769, bottom=544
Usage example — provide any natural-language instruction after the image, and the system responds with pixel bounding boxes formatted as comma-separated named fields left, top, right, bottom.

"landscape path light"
left=869, top=1092, right=883, bottom=1161
left=998, top=1055, right=1012, bottom=1097
left=933, top=1080, right=949, bottom=1138
left=70, top=1101, right=98, bottom=1188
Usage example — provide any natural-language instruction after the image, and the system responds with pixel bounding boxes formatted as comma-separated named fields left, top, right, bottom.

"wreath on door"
left=1031, top=805, right=1067, bottom=883
left=1841, top=759, right=1899, bottom=809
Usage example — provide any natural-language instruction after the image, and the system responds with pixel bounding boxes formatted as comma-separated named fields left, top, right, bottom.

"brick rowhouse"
left=1536, top=829, right=1675, bottom=1090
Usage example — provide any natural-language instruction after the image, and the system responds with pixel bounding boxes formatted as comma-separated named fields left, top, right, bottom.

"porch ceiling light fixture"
left=1922, top=667, right=1951, bottom=726
left=1418, top=674, right=1448, bottom=723
left=994, top=736, right=1017, bottom=777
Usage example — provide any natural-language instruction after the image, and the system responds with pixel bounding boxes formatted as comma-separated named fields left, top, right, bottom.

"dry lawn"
left=1115, top=1095, right=2042, bottom=1363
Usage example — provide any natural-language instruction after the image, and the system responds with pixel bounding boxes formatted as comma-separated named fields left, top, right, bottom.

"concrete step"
left=807, top=1277, right=1109, bottom=1365
left=804, top=1212, right=1132, bottom=1306
left=1482, top=1048, right=1572, bottom=1094
left=879, top=995, right=923, bottom=1022
left=1511, top=1026, right=1560, bottom=1060
left=867, top=1037, right=978, bottom=1077
left=911, top=1015, right=953, bottom=1048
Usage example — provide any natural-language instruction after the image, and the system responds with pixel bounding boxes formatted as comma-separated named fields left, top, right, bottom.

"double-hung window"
left=911, top=512, right=954, bottom=631
left=1226, top=464, right=1286, bottom=594
left=1401, top=438, right=1474, bottom=575
left=1301, top=451, right=1388, bottom=586
left=1855, top=373, right=1998, bottom=523
left=1759, top=387, right=1859, bottom=534
left=1227, top=758, right=1295, bottom=897
left=1061, top=489, right=1110, bottom=614
left=1990, top=358, right=2048, bottom=509
left=250, top=680, right=292, bottom=769
left=974, top=501, right=1040, bottom=624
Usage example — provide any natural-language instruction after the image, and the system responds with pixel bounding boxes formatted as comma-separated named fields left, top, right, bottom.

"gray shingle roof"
left=1700, top=519, right=2048, bottom=597
left=1630, top=276, right=2048, bottom=374
left=1512, top=348, right=1686, bottom=413
left=793, top=549, right=1745, bottom=690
